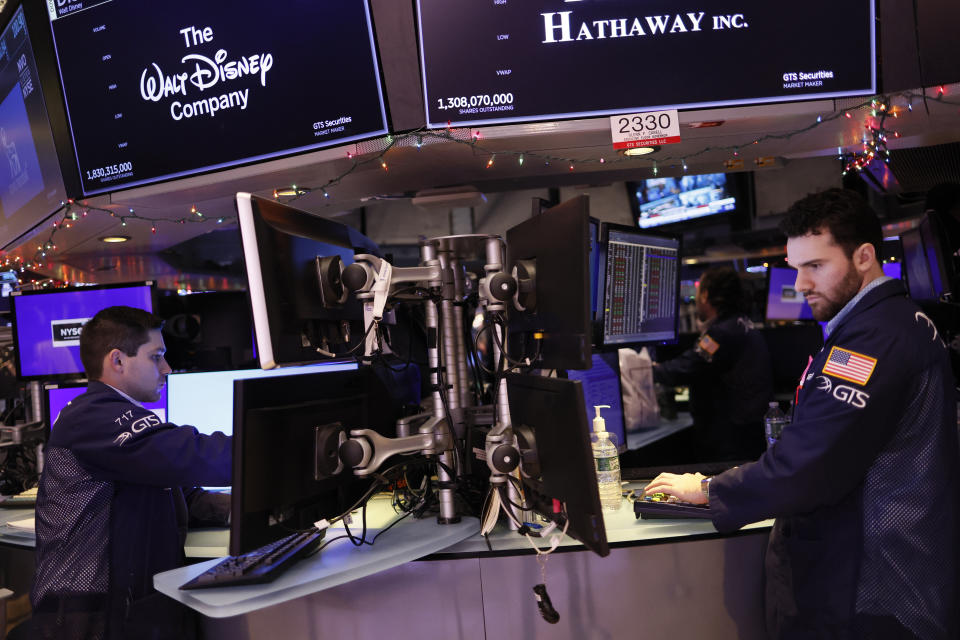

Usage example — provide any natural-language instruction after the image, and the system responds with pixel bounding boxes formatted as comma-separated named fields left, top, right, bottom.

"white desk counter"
left=152, top=488, right=771, bottom=627
left=5, top=489, right=773, bottom=638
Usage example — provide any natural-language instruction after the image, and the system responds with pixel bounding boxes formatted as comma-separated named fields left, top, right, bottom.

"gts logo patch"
left=814, top=376, right=870, bottom=409
left=113, top=414, right=161, bottom=446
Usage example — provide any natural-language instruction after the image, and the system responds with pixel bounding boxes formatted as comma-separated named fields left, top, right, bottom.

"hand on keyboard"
left=642, top=472, right=707, bottom=505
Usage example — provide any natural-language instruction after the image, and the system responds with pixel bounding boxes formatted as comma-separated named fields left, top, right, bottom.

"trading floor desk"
left=1, top=489, right=772, bottom=639
left=156, top=489, right=771, bottom=640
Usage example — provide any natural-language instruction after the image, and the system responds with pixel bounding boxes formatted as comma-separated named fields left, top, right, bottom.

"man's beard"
left=806, top=263, right=862, bottom=321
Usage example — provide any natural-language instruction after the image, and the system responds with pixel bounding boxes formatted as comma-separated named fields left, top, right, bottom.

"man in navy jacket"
left=653, top=265, right=772, bottom=461
left=27, top=306, right=232, bottom=640
left=645, top=189, right=958, bottom=639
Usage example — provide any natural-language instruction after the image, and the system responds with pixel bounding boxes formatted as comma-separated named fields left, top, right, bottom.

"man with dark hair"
left=653, top=265, right=772, bottom=461
left=26, top=306, right=232, bottom=640
left=645, top=189, right=959, bottom=639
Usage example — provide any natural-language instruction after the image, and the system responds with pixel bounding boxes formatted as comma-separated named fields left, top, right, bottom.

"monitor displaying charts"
left=598, top=224, right=680, bottom=347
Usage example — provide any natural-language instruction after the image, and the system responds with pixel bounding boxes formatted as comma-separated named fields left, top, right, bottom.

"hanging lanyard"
left=795, top=355, right=814, bottom=407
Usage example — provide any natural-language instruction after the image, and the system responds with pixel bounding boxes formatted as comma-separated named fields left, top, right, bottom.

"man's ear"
left=854, top=242, right=877, bottom=273
left=104, top=348, right=125, bottom=374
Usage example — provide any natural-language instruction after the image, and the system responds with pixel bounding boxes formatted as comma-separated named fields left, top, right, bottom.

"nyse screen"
left=417, top=0, right=875, bottom=128
left=0, top=5, right=69, bottom=249
left=46, top=0, right=387, bottom=196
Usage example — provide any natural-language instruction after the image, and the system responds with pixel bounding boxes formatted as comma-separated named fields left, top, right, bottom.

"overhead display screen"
left=0, top=5, right=69, bottom=249
left=417, top=0, right=875, bottom=128
left=46, top=0, right=388, bottom=196
left=12, top=282, right=154, bottom=379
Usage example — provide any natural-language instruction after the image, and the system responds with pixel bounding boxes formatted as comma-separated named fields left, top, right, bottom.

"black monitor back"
left=230, top=366, right=397, bottom=555
left=506, top=373, right=608, bottom=557
left=506, top=196, right=591, bottom=370
left=237, top=193, right=380, bottom=367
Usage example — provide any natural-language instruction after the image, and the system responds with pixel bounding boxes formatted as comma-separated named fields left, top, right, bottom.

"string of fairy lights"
left=1, top=201, right=233, bottom=287
left=5, top=85, right=958, bottom=289
left=272, top=86, right=959, bottom=206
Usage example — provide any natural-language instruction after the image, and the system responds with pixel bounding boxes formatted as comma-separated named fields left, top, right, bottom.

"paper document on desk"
left=4, top=517, right=35, bottom=532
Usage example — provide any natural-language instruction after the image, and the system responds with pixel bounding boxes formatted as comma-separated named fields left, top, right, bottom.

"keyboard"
left=180, top=528, right=326, bottom=590
left=633, top=494, right=712, bottom=520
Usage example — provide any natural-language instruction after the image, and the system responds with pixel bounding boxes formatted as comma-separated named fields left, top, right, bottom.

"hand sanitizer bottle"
left=590, top=405, right=621, bottom=511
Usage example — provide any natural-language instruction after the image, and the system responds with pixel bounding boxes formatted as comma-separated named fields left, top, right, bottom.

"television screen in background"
left=636, top=173, right=736, bottom=229
left=882, top=261, right=902, bottom=281
left=418, top=0, right=875, bottom=128
left=46, top=0, right=387, bottom=196
left=12, top=283, right=153, bottom=379
left=679, top=279, right=698, bottom=303
left=765, top=267, right=813, bottom=321
left=0, top=5, right=70, bottom=250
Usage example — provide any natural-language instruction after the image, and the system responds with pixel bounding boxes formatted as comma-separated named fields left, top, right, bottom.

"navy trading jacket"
left=31, top=381, right=231, bottom=639
left=654, top=313, right=773, bottom=460
left=710, top=279, right=958, bottom=639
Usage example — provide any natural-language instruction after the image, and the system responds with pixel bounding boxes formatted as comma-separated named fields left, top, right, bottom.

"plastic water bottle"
left=590, top=405, right=622, bottom=511
left=764, top=401, right=788, bottom=448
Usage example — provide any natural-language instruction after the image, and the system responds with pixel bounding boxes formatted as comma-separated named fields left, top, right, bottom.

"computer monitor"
left=765, top=267, right=814, bottom=322
left=918, top=213, right=956, bottom=301
left=679, top=279, right=698, bottom=304
left=901, top=228, right=937, bottom=303
left=45, top=0, right=387, bottom=197
left=631, top=172, right=745, bottom=230
left=0, top=274, right=15, bottom=313
left=11, top=282, right=154, bottom=380
left=589, top=217, right=600, bottom=320
left=166, top=362, right=357, bottom=437
left=598, top=223, right=680, bottom=347
left=506, top=196, right=591, bottom=370
left=230, top=366, right=400, bottom=555
left=45, top=381, right=166, bottom=426
left=564, top=352, right=627, bottom=454
left=882, top=261, right=902, bottom=281
left=236, top=192, right=381, bottom=369
left=506, top=373, right=608, bottom=557
left=0, top=4, right=76, bottom=251
left=157, top=290, right=256, bottom=372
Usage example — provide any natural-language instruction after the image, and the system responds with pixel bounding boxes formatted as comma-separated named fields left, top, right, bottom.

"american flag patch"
left=822, top=346, right=877, bottom=386
left=698, top=334, right=719, bottom=356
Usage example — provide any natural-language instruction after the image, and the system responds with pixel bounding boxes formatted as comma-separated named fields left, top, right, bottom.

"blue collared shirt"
left=824, top=275, right=892, bottom=337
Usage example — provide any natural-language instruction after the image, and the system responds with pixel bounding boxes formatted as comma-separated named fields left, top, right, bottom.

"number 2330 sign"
left=609, top=109, right=680, bottom=150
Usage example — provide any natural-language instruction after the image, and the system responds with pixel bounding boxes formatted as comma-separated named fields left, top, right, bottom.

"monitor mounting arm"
left=0, top=420, right=45, bottom=449
left=341, top=255, right=442, bottom=356
left=314, top=414, right=452, bottom=479
left=344, top=254, right=442, bottom=320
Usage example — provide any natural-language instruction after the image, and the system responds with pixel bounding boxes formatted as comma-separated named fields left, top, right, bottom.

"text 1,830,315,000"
left=86, top=162, right=133, bottom=181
